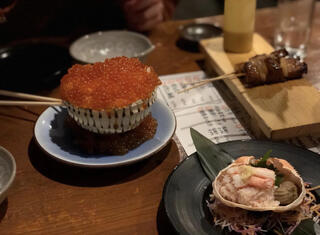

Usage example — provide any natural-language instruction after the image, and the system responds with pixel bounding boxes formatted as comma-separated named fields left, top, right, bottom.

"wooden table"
left=1, top=4, right=320, bottom=234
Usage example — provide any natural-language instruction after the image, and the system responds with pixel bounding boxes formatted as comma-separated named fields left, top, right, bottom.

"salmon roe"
left=60, top=57, right=161, bottom=110
left=66, top=114, right=158, bottom=155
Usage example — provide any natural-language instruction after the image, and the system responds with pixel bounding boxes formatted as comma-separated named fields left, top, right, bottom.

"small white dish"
left=0, top=146, right=16, bottom=204
left=34, top=100, right=176, bottom=168
left=69, top=30, right=155, bottom=64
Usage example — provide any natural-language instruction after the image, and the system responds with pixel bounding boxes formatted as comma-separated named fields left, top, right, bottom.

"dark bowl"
left=178, top=23, right=222, bottom=52
left=181, top=23, right=222, bottom=42
left=0, top=43, right=72, bottom=93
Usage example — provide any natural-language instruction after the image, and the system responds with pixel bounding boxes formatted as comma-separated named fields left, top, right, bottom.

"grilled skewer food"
left=236, top=49, right=308, bottom=86
left=178, top=49, right=308, bottom=93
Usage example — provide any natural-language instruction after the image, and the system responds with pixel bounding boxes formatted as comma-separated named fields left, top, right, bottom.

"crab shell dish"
left=212, top=156, right=306, bottom=213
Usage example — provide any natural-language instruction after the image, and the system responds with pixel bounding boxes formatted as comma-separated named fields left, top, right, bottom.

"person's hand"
left=122, top=0, right=165, bottom=32
left=0, top=0, right=16, bottom=23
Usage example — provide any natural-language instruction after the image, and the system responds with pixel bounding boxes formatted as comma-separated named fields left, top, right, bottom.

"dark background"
left=0, top=0, right=278, bottom=46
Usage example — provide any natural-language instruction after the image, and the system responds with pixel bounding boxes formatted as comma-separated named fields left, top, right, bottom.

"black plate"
left=177, top=23, right=222, bottom=52
left=181, top=23, right=222, bottom=42
left=163, top=140, right=320, bottom=235
left=0, top=43, right=72, bottom=92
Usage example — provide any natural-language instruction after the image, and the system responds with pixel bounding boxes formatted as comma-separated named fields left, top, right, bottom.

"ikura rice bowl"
left=60, top=56, right=161, bottom=134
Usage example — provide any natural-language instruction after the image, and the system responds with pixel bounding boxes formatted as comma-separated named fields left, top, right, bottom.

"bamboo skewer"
left=0, top=73, right=245, bottom=105
left=177, top=72, right=245, bottom=94
left=0, top=89, right=62, bottom=102
left=0, top=101, right=63, bottom=106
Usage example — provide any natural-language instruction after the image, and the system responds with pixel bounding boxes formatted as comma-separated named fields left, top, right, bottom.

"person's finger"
left=126, top=1, right=163, bottom=25
left=130, top=9, right=163, bottom=31
left=124, top=0, right=160, bottom=13
left=140, top=0, right=164, bottom=21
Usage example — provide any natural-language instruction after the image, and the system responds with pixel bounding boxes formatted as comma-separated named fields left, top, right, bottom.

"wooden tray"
left=200, top=33, right=320, bottom=140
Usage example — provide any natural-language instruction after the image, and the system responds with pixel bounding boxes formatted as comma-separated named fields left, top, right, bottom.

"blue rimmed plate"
left=34, top=100, right=176, bottom=168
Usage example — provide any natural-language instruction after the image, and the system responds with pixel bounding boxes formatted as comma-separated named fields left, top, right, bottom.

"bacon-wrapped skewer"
left=237, top=49, right=308, bottom=86
left=179, top=49, right=308, bottom=93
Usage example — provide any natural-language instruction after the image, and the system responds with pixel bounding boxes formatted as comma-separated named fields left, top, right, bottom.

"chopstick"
left=0, top=89, right=62, bottom=102
left=0, top=89, right=63, bottom=106
left=177, top=72, right=245, bottom=94
left=0, top=101, right=63, bottom=106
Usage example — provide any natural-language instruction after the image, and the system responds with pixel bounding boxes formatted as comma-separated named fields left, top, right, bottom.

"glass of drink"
left=224, top=0, right=256, bottom=53
left=274, top=0, right=315, bottom=59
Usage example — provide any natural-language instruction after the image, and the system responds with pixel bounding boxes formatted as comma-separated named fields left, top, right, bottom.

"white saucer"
left=34, top=100, right=176, bottom=168
left=69, top=30, right=154, bottom=63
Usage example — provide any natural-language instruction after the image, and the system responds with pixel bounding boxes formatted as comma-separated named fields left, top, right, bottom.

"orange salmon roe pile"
left=67, top=114, right=158, bottom=155
left=60, top=57, right=161, bottom=110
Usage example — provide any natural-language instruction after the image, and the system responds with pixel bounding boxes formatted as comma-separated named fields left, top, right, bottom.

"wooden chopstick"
left=0, top=89, right=62, bottom=102
left=0, top=101, right=63, bottom=106
left=177, top=72, right=245, bottom=94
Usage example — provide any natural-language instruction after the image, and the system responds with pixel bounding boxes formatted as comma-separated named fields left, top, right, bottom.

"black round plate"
left=177, top=23, right=222, bottom=52
left=0, top=43, right=72, bottom=92
left=163, top=140, right=320, bottom=235
left=181, top=23, right=222, bottom=42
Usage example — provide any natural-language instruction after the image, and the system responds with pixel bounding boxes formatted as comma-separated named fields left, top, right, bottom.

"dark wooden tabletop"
left=0, top=4, right=320, bottom=234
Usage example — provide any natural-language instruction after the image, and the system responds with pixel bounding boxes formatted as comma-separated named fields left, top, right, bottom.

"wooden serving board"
left=200, top=33, right=320, bottom=140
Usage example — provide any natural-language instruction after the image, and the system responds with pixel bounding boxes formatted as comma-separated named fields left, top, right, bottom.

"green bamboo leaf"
left=291, top=219, right=316, bottom=235
left=190, top=128, right=234, bottom=181
left=255, top=149, right=272, bottom=167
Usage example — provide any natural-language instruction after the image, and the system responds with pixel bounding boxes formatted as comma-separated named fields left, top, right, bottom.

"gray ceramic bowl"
left=0, top=147, right=16, bottom=204
left=69, top=30, right=155, bottom=64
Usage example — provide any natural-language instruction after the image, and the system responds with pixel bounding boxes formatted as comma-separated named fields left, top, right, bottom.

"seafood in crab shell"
left=212, top=156, right=306, bottom=212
